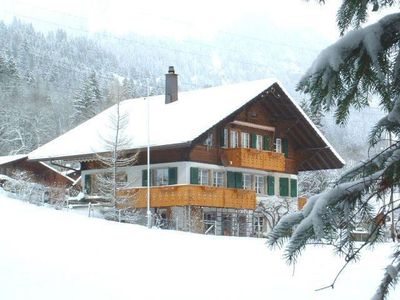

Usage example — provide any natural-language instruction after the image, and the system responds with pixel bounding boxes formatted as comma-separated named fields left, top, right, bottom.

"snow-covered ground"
left=0, top=190, right=399, bottom=300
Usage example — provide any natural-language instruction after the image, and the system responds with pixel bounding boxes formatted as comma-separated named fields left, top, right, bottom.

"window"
left=254, top=216, right=264, bottom=234
left=155, top=168, right=169, bottom=186
left=241, top=132, right=250, bottom=148
left=256, top=134, right=263, bottom=150
left=230, top=130, right=239, bottom=148
left=255, top=175, right=265, bottom=194
left=222, top=128, right=228, bottom=148
left=213, top=171, right=224, bottom=187
left=84, top=174, right=92, bottom=194
left=199, top=169, right=209, bottom=185
left=276, top=138, right=282, bottom=153
left=243, top=174, right=252, bottom=190
left=204, top=132, right=213, bottom=148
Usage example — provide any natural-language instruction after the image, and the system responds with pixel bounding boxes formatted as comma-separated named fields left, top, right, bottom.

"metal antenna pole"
left=146, top=80, right=152, bottom=228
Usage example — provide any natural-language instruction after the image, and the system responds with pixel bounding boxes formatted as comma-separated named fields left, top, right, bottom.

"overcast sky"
left=0, top=0, right=342, bottom=40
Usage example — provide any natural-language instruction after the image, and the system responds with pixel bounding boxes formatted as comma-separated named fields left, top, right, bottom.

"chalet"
left=28, top=67, right=344, bottom=236
left=0, top=154, right=74, bottom=187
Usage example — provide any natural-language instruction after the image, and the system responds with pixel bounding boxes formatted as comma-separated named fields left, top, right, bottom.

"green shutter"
left=220, top=128, right=225, bottom=147
left=279, top=178, right=289, bottom=197
left=263, top=135, right=270, bottom=151
left=227, top=171, right=236, bottom=188
left=142, top=169, right=148, bottom=186
left=168, top=167, right=178, bottom=185
left=84, top=174, right=91, bottom=194
left=290, top=179, right=297, bottom=197
left=250, top=133, right=257, bottom=148
left=190, top=167, right=199, bottom=184
left=267, top=176, right=275, bottom=196
left=282, top=138, right=289, bottom=158
left=235, top=172, right=243, bottom=189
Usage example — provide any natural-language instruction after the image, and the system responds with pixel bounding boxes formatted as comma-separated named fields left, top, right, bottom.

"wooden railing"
left=221, top=148, right=286, bottom=172
left=118, top=185, right=256, bottom=210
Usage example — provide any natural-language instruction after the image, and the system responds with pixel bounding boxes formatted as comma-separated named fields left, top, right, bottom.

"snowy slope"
left=0, top=191, right=398, bottom=300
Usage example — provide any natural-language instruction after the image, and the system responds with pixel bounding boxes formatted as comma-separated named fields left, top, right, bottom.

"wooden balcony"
left=118, top=185, right=256, bottom=210
left=221, top=148, right=287, bottom=172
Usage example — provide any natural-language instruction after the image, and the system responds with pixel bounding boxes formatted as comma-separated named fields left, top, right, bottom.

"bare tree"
left=256, top=197, right=296, bottom=233
left=95, top=82, right=138, bottom=212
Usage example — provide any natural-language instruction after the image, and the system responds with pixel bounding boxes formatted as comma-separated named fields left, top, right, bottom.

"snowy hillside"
left=0, top=191, right=399, bottom=300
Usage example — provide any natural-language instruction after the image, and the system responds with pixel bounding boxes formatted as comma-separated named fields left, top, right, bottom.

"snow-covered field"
left=0, top=191, right=399, bottom=300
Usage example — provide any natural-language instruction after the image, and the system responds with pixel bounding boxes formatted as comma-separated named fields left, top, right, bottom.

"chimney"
left=165, top=66, right=178, bottom=104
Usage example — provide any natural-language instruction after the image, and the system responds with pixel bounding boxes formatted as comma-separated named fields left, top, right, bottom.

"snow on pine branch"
left=300, top=13, right=400, bottom=87
left=373, top=260, right=400, bottom=300
left=267, top=169, right=383, bottom=262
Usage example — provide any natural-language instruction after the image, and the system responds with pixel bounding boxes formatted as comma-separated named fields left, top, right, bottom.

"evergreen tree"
left=268, top=1, right=400, bottom=299
left=71, top=72, right=102, bottom=125
left=121, top=78, right=138, bottom=99
left=299, top=98, right=324, bottom=129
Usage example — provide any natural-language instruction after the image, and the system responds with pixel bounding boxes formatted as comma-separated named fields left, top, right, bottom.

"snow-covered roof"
left=0, top=154, right=27, bottom=166
left=28, top=78, right=344, bottom=169
left=29, top=79, right=276, bottom=160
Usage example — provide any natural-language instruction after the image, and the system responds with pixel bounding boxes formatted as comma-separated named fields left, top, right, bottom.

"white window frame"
left=199, top=169, right=210, bottom=185
left=155, top=168, right=169, bottom=186
left=276, top=138, right=282, bottom=153
left=243, top=173, right=252, bottom=190
left=204, top=132, right=213, bottom=148
left=241, top=132, right=250, bottom=148
left=212, top=170, right=224, bottom=187
left=230, top=130, right=239, bottom=148
left=256, top=134, right=263, bottom=150
left=223, top=128, right=229, bottom=148
left=255, top=175, right=265, bottom=194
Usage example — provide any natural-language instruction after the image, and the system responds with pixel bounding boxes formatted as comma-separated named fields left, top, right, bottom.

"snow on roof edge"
left=275, top=80, right=346, bottom=165
left=38, top=162, right=75, bottom=183
left=0, top=154, right=28, bottom=166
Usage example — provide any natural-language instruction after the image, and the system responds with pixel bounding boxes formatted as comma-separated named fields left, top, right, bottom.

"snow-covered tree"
left=71, top=72, right=102, bottom=125
left=256, top=197, right=296, bottom=234
left=267, top=1, right=400, bottom=299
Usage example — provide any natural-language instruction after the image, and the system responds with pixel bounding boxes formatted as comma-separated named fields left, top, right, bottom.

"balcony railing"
left=221, top=148, right=287, bottom=172
left=118, top=185, right=256, bottom=210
